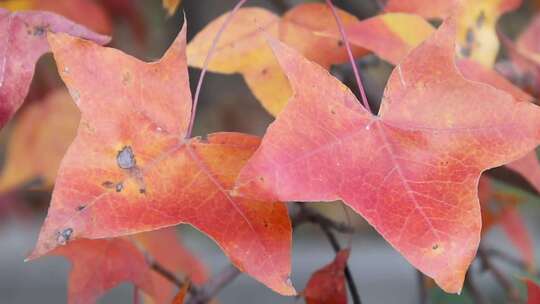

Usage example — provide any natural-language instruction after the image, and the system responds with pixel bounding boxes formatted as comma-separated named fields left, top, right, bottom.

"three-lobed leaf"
left=28, top=23, right=294, bottom=295
left=233, top=16, right=540, bottom=293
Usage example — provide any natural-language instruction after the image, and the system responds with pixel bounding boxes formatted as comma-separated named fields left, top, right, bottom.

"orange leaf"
left=304, top=250, right=350, bottom=304
left=319, top=13, right=435, bottom=65
left=51, top=238, right=155, bottom=304
left=172, top=281, right=190, bottom=304
left=0, top=8, right=109, bottom=130
left=0, top=89, right=80, bottom=192
left=279, top=3, right=364, bottom=69
left=162, top=0, right=181, bottom=17
left=28, top=22, right=294, bottom=296
left=234, top=16, right=540, bottom=293
left=385, top=0, right=522, bottom=67
left=187, top=4, right=362, bottom=116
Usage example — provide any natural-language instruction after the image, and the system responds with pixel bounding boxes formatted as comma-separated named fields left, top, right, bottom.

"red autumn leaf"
left=133, top=228, right=208, bottom=304
left=303, top=249, right=350, bottom=304
left=501, top=13, right=540, bottom=98
left=233, top=16, right=540, bottom=293
left=507, top=151, right=540, bottom=193
left=0, top=8, right=109, bottom=130
left=500, top=206, right=535, bottom=270
left=527, top=279, right=540, bottom=304
left=51, top=238, right=155, bottom=304
left=479, top=180, right=535, bottom=269
left=28, top=22, right=294, bottom=296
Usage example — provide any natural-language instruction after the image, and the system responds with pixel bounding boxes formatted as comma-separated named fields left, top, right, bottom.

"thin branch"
left=484, top=248, right=530, bottom=272
left=186, top=265, right=241, bottom=304
left=149, top=259, right=185, bottom=288
left=293, top=205, right=355, bottom=233
left=319, top=223, right=362, bottom=304
left=478, top=247, right=521, bottom=303
left=464, top=270, right=490, bottom=304
left=416, top=271, right=428, bottom=304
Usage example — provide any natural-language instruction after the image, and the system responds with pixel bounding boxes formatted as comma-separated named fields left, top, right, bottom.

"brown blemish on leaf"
left=32, top=25, right=48, bottom=37
left=102, top=181, right=115, bottom=188
left=117, top=146, right=136, bottom=169
left=76, top=205, right=86, bottom=211
left=115, top=182, right=124, bottom=192
left=122, top=71, right=132, bottom=85
left=476, top=11, right=485, bottom=28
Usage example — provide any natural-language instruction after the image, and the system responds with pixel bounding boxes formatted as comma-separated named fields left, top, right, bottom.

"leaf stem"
left=186, top=0, right=248, bottom=138
left=325, top=0, right=372, bottom=113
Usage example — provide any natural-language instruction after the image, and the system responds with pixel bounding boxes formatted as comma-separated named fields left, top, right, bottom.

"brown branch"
left=149, top=259, right=185, bottom=288
left=186, top=265, right=241, bottom=304
left=464, top=270, right=490, bottom=304
left=478, top=247, right=521, bottom=303
left=416, top=271, right=428, bottom=304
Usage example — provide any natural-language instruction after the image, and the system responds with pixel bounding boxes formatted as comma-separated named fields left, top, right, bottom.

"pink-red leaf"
left=51, top=238, right=155, bottom=304
left=304, top=250, right=349, bottom=304
left=0, top=8, right=109, bottom=129
left=234, top=17, right=540, bottom=293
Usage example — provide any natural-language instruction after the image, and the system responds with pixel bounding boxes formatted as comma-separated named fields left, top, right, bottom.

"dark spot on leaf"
left=330, top=109, right=336, bottom=115
left=439, top=160, right=449, bottom=166
left=261, top=68, right=268, bottom=75
left=116, top=182, right=124, bottom=192
left=32, top=25, right=47, bottom=36
left=122, top=71, right=132, bottom=85
left=117, top=146, right=136, bottom=169
left=102, top=181, right=115, bottom=188
left=476, top=11, right=485, bottom=28
left=76, top=205, right=86, bottom=211
left=56, top=228, right=73, bottom=245
left=432, top=243, right=439, bottom=250
left=139, top=188, right=146, bottom=194
left=337, top=40, right=344, bottom=47
left=460, top=46, right=472, bottom=57
left=259, top=176, right=265, bottom=182
left=465, top=27, right=475, bottom=45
